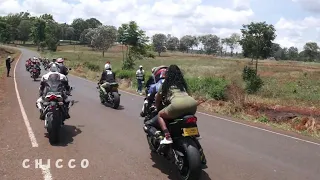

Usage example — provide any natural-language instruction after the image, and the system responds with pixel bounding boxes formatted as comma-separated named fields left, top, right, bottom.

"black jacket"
left=58, top=64, right=69, bottom=76
left=99, top=70, right=116, bottom=84
left=6, top=58, right=14, bottom=68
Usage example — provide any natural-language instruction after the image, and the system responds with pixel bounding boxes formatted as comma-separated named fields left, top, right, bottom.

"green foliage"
left=152, top=33, right=167, bottom=56
left=187, top=77, right=228, bottom=100
left=117, top=21, right=149, bottom=70
left=257, top=115, right=269, bottom=123
left=239, top=21, right=277, bottom=59
left=242, top=66, right=264, bottom=94
left=83, top=61, right=100, bottom=72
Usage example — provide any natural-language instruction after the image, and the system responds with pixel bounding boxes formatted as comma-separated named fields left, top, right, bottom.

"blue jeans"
left=137, top=79, right=142, bottom=92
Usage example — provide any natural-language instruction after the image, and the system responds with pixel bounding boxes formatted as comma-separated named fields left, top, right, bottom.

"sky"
left=0, top=0, right=320, bottom=51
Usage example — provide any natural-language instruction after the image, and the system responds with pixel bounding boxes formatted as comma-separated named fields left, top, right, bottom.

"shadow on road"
left=150, top=152, right=212, bottom=180
left=103, top=103, right=125, bottom=110
left=44, top=125, right=82, bottom=147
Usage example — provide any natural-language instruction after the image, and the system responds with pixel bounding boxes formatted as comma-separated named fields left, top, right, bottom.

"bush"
left=187, top=77, right=229, bottom=100
left=242, top=66, right=263, bottom=94
left=83, top=61, right=100, bottom=72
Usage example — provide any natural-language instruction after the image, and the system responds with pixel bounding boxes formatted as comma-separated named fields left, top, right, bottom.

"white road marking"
left=72, top=75, right=320, bottom=146
left=13, top=51, right=53, bottom=180
left=13, top=53, right=39, bottom=147
left=40, top=165, right=53, bottom=180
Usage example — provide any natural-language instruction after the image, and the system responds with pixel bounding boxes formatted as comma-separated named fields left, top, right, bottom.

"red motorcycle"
left=30, top=66, right=40, bottom=81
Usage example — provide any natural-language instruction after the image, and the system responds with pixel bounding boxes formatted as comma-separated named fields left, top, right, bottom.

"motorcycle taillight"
left=186, top=116, right=197, bottom=124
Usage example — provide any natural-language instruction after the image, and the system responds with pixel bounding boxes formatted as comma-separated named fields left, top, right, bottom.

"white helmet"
left=151, top=67, right=156, bottom=73
left=49, top=63, right=59, bottom=72
left=7, top=56, right=11, bottom=59
left=105, top=63, right=112, bottom=70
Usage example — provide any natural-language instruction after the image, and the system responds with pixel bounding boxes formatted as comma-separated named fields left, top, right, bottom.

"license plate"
left=182, top=127, right=199, bottom=136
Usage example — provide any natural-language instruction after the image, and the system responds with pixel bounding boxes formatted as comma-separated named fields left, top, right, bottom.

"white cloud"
left=1, top=0, right=319, bottom=51
left=0, top=0, right=253, bottom=39
left=292, top=0, right=320, bottom=13
left=274, top=16, right=320, bottom=50
left=233, top=0, right=251, bottom=11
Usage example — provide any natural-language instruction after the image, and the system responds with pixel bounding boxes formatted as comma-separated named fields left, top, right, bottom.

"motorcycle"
left=143, top=113, right=207, bottom=180
left=140, top=88, right=157, bottom=121
left=30, top=67, right=40, bottom=81
left=97, top=82, right=121, bottom=109
left=40, top=87, right=74, bottom=144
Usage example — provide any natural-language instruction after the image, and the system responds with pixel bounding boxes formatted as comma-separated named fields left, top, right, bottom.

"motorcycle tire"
left=177, top=138, right=202, bottom=180
left=111, top=92, right=120, bottom=109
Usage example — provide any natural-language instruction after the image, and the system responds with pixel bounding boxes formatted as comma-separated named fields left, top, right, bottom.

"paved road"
left=2, top=47, right=320, bottom=180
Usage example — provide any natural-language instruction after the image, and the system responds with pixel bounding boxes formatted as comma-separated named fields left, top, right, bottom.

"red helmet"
left=153, top=65, right=167, bottom=82
left=57, top=58, right=64, bottom=63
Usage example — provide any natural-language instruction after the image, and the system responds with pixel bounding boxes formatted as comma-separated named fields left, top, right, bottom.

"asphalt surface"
left=1, top=47, right=320, bottom=180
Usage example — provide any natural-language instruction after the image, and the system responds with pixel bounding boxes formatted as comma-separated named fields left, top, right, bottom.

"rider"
left=144, top=67, right=157, bottom=92
left=98, top=63, right=116, bottom=103
left=155, top=64, right=198, bottom=145
left=140, top=66, right=167, bottom=117
left=36, top=63, right=71, bottom=122
left=30, top=57, right=41, bottom=74
left=56, top=58, right=69, bottom=76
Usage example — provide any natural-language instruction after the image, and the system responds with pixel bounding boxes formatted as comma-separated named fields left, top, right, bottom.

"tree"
left=226, top=33, right=240, bottom=56
left=152, top=33, right=167, bottom=56
left=90, top=25, right=117, bottom=57
left=117, top=21, right=149, bottom=70
left=303, top=42, right=319, bottom=61
left=288, top=46, right=299, bottom=60
left=17, top=20, right=32, bottom=44
left=71, top=18, right=88, bottom=41
left=239, top=21, right=276, bottom=72
left=65, top=27, right=75, bottom=43
left=79, top=29, right=90, bottom=45
left=166, top=36, right=179, bottom=51
left=45, top=20, right=61, bottom=51
left=179, top=35, right=197, bottom=53
left=86, top=18, right=102, bottom=28
left=199, top=34, right=220, bottom=55
left=31, top=17, right=46, bottom=51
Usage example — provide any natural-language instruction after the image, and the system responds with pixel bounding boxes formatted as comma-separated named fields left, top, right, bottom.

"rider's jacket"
left=99, top=70, right=116, bottom=84
left=39, top=71, right=70, bottom=96
left=57, top=64, right=69, bottom=76
left=148, top=79, right=165, bottom=99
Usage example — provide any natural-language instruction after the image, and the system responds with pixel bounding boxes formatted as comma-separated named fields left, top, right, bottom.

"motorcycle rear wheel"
left=177, top=139, right=202, bottom=180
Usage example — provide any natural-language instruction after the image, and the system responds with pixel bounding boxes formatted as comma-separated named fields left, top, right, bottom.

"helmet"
left=7, top=56, right=11, bottom=59
left=151, top=67, right=156, bottom=73
left=139, top=65, right=143, bottom=68
left=105, top=63, right=112, bottom=70
left=57, top=58, right=64, bottom=63
left=49, top=63, right=59, bottom=72
left=153, top=65, right=168, bottom=82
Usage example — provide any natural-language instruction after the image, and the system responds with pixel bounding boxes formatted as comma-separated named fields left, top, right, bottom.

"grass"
left=19, top=43, right=320, bottom=139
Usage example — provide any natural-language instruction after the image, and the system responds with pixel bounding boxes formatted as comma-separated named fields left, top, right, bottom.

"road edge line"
left=13, top=52, right=39, bottom=147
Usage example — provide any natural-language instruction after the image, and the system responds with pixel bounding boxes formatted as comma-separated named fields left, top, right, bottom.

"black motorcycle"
left=144, top=114, right=207, bottom=180
left=97, top=82, right=121, bottom=109
left=40, top=83, right=74, bottom=144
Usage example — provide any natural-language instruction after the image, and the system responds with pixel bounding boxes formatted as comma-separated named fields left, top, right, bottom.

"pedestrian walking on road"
left=136, top=65, right=145, bottom=95
left=5, top=56, right=14, bottom=77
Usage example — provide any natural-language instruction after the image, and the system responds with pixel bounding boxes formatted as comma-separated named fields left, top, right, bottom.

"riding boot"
left=39, top=109, right=45, bottom=120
